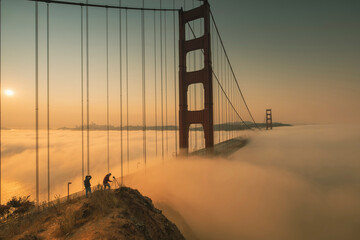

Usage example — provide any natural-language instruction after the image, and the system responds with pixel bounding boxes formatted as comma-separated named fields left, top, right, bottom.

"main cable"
left=186, top=22, right=252, bottom=130
left=27, top=0, right=179, bottom=11
left=210, top=11, right=259, bottom=129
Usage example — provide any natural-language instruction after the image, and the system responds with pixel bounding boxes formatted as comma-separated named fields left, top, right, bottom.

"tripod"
left=113, top=176, right=121, bottom=189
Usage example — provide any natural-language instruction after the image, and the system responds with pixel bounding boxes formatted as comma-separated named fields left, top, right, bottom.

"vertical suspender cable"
left=125, top=9, right=129, bottom=172
left=232, top=74, right=234, bottom=138
left=230, top=70, right=232, bottom=138
left=80, top=3, right=84, bottom=185
left=0, top=0, right=2, bottom=205
left=86, top=0, right=90, bottom=175
left=210, top=18, right=214, bottom=143
left=228, top=66, right=231, bottom=138
left=228, top=65, right=230, bottom=139
left=154, top=11, right=158, bottom=156
left=106, top=7, right=110, bottom=173
left=200, top=11, right=204, bottom=148
left=226, top=63, right=229, bottom=140
left=216, top=26, right=220, bottom=143
left=35, top=1, right=39, bottom=205
left=141, top=0, right=146, bottom=169
left=225, top=62, right=228, bottom=139
left=173, top=0, right=177, bottom=156
left=119, top=0, right=123, bottom=185
left=164, top=6, right=168, bottom=154
left=192, top=0, right=197, bottom=151
left=225, top=54, right=228, bottom=140
left=46, top=2, right=50, bottom=202
left=160, top=0, right=164, bottom=161
left=217, top=39, right=221, bottom=141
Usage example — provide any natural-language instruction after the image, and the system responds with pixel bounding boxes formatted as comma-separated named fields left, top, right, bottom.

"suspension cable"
left=86, top=0, right=90, bottom=175
left=125, top=9, right=129, bottom=173
left=164, top=7, right=168, bottom=154
left=160, top=0, right=164, bottom=161
left=142, top=0, right=146, bottom=169
left=35, top=1, right=39, bottom=204
left=192, top=0, right=197, bottom=151
left=106, top=7, right=110, bottom=173
left=80, top=3, right=84, bottom=184
left=186, top=22, right=252, bottom=130
left=210, top=11, right=259, bottom=129
left=46, top=2, right=50, bottom=202
left=154, top=10, right=158, bottom=156
left=0, top=0, right=2, bottom=205
left=216, top=24, right=220, bottom=142
left=27, top=0, right=180, bottom=11
left=200, top=11, right=204, bottom=148
left=119, top=0, right=123, bottom=185
left=173, top=0, right=177, bottom=156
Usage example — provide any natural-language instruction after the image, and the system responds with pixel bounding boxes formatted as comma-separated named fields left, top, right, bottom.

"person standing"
left=84, top=175, right=92, bottom=197
left=103, top=173, right=112, bottom=190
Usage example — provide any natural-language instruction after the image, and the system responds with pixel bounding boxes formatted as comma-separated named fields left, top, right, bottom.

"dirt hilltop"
left=0, top=187, right=185, bottom=240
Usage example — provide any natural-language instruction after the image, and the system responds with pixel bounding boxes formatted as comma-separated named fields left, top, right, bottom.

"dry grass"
left=88, top=186, right=120, bottom=214
left=0, top=188, right=123, bottom=239
left=58, top=208, right=80, bottom=236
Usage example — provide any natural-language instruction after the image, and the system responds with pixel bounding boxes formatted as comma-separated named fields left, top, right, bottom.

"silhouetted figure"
left=84, top=175, right=92, bottom=197
left=103, top=173, right=112, bottom=190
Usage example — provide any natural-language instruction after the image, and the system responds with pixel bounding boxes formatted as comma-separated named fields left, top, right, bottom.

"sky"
left=0, top=0, right=359, bottom=129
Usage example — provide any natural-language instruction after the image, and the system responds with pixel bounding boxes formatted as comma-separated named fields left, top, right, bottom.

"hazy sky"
left=1, top=0, right=359, bottom=128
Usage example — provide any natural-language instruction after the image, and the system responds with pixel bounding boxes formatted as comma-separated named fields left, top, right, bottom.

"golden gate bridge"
left=0, top=0, right=263, bottom=205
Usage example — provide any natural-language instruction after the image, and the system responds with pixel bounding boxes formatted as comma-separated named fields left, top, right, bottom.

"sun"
left=5, top=89, right=15, bottom=96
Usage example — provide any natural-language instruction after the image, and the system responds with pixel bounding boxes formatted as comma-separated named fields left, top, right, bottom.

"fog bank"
left=125, top=125, right=360, bottom=240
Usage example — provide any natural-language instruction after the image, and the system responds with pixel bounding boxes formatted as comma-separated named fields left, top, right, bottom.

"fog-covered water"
left=125, top=125, right=360, bottom=240
left=1, top=128, right=247, bottom=202
left=3, top=125, right=360, bottom=240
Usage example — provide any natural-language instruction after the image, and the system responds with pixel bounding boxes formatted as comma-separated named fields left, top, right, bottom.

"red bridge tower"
left=179, top=1, right=214, bottom=154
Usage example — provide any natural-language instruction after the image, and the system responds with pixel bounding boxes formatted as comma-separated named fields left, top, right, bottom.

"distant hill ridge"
left=59, top=122, right=291, bottom=131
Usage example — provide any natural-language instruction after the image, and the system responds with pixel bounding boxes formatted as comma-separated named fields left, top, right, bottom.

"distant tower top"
left=266, top=109, right=272, bottom=130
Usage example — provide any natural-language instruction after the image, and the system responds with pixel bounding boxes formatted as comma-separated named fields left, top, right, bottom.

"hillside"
left=0, top=187, right=185, bottom=240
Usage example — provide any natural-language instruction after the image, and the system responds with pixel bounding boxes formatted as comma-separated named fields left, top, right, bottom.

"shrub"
left=0, top=205, right=10, bottom=218
left=6, top=196, right=35, bottom=215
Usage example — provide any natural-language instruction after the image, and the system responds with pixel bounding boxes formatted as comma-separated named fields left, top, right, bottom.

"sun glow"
left=5, top=89, right=14, bottom=96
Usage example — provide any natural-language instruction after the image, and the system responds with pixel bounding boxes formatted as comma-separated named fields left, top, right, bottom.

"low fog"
left=2, top=125, right=360, bottom=239
left=125, top=125, right=360, bottom=240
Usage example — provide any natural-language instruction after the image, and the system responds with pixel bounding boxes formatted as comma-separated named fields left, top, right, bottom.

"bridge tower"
left=266, top=109, right=273, bottom=130
left=178, top=0, right=213, bottom=154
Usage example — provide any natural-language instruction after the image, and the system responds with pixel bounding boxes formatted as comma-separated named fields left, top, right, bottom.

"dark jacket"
left=103, top=175, right=111, bottom=185
left=84, top=176, right=92, bottom=188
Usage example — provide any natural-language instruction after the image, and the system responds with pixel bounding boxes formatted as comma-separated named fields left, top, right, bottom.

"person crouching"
left=103, top=173, right=112, bottom=190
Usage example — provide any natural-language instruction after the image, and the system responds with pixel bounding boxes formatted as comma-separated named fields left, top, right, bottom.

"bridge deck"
left=191, top=137, right=249, bottom=157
